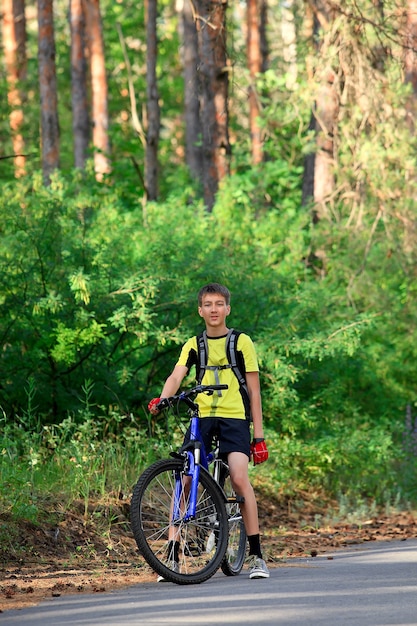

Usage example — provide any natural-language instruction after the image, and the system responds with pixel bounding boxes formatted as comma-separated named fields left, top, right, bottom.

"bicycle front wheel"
left=131, top=458, right=229, bottom=585
left=219, top=466, right=247, bottom=576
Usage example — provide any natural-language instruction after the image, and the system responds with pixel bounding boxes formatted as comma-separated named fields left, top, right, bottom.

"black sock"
left=248, top=534, right=263, bottom=559
left=167, top=540, right=180, bottom=562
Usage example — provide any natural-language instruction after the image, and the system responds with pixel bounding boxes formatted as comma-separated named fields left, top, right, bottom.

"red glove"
left=250, top=439, right=269, bottom=465
left=148, top=397, right=161, bottom=413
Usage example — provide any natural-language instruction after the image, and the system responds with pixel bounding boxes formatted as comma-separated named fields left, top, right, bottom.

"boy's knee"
left=231, top=473, right=251, bottom=494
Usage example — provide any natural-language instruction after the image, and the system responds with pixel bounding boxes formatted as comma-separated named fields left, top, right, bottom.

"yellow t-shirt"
left=176, top=332, right=258, bottom=419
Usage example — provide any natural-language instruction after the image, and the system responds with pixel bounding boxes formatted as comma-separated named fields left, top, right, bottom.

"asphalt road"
left=2, top=540, right=417, bottom=625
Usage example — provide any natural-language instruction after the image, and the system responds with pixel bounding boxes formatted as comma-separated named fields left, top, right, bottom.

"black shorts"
left=184, top=418, right=251, bottom=459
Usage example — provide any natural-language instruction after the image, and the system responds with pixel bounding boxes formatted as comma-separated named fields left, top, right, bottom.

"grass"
left=2, top=399, right=417, bottom=541
left=0, top=408, right=172, bottom=525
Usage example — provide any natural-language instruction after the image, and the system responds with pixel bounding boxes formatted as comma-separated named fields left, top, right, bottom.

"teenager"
left=149, top=282, right=269, bottom=579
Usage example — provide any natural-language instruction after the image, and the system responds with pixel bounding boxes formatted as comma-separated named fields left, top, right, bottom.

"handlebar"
left=156, top=384, right=228, bottom=411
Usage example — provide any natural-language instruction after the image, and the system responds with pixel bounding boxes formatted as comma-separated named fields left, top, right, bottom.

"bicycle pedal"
left=227, top=496, right=245, bottom=503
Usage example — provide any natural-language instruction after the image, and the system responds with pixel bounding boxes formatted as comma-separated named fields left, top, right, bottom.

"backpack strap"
left=196, top=329, right=251, bottom=416
left=226, top=329, right=248, bottom=396
left=226, top=329, right=251, bottom=419
left=197, top=330, right=231, bottom=396
left=196, top=331, right=207, bottom=385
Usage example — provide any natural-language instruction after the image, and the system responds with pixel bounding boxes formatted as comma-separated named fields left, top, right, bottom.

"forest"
left=1, top=0, right=417, bottom=531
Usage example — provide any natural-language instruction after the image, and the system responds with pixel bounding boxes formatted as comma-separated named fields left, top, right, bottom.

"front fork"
left=171, top=447, right=201, bottom=522
left=173, top=416, right=208, bottom=522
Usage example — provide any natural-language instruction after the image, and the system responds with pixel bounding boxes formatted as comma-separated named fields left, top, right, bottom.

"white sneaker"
left=157, top=560, right=179, bottom=582
left=247, top=555, right=270, bottom=579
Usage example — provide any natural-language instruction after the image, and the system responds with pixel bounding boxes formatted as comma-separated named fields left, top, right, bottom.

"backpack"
left=195, top=328, right=251, bottom=419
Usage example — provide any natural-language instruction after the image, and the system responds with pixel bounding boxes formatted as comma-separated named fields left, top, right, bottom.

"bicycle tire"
left=131, top=457, right=229, bottom=585
left=219, top=466, right=247, bottom=576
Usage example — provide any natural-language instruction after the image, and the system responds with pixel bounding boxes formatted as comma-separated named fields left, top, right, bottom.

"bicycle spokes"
left=131, top=458, right=228, bottom=584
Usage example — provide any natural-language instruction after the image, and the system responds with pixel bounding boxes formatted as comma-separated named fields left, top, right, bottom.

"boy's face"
left=198, top=292, right=230, bottom=329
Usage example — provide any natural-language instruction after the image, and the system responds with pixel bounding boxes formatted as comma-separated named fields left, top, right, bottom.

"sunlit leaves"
left=70, top=270, right=91, bottom=305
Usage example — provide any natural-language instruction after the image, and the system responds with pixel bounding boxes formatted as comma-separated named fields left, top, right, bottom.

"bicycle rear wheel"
left=218, top=465, right=247, bottom=576
left=131, top=457, right=228, bottom=585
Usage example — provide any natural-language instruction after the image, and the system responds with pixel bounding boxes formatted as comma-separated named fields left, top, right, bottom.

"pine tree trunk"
left=301, top=0, right=337, bottom=220
left=301, top=114, right=316, bottom=209
left=404, top=0, right=417, bottom=132
left=84, top=0, right=110, bottom=180
left=196, top=0, right=230, bottom=211
left=259, top=0, right=268, bottom=72
left=145, top=0, right=160, bottom=201
left=3, top=0, right=27, bottom=177
left=281, top=0, right=297, bottom=88
left=38, top=0, right=60, bottom=184
left=70, top=0, right=89, bottom=169
left=314, top=67, right=338, bottom=215
left=182, top=0, right=202, bottom=180
left=247, top=0, right=262, bottom=165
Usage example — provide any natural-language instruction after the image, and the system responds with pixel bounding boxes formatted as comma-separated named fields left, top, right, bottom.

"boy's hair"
left=198, top=283, right=230, bottom=306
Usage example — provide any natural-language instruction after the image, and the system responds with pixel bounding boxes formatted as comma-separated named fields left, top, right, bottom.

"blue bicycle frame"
left=160, top=385, right=226, bottom=525
left=172, top=414, right=213, bottom=522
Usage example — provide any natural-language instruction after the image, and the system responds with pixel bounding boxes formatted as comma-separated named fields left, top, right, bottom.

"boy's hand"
left=148, top=397, right=161, bottom=414
left=250, top=439, right=269, bottom=465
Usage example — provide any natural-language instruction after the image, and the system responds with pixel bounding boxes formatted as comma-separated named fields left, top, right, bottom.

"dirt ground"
left=1, top=489, right=417, bottom=614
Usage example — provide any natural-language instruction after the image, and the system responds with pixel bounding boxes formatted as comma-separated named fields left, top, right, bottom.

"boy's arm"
left=160, top=365, right=188, bottom=398
left=148, top=365, right=188, bottom=415
left=246, top=371, right=264, bottom=440
left=247, top=370, right=269, bottom=465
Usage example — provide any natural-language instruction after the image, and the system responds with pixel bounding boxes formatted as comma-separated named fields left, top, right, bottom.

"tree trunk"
left=259, top=0, right=268, bottom=72
left=404, top=0, right=417, bottom=132
left=313, top=65, right=338, bottom=218
left=182, top=0, right=202, bottom=180
left=301, top=114, right=316, bottom=209
left=145, top=0, right=160, bottom=201
left=196, top=0, right=230, bottom=211
left=247, top=0, right=262, bottom=165
left=3, top=0, right=27, bottom=177
left=301, top=0, right=338, bottom=220
left=281, top=0, right=297, bottom=89
left=38, top=0, right=60, bottom=184
left=70, top=0, right=89, bottom=169
left=84, top=0, right=110, bottom=180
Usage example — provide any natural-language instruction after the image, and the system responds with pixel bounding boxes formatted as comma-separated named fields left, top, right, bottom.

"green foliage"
left=0, top=398, right=171, bottom=522
left=2, top=0, right=417, bottom=511
left=1, top=152, right=417, bottom=505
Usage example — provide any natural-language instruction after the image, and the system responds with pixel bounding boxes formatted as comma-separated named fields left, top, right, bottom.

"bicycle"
left=130, top=384, right=247, bottom=585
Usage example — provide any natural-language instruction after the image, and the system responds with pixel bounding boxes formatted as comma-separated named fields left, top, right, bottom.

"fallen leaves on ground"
left=1, top=489, right=416, bottom=613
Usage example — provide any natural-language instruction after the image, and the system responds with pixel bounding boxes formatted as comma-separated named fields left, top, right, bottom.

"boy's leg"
left=227, top=451, right=270, bottom=579
left=216, top=419, right=259, bottom=535
left=227, top=451, right=259, bottom=535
